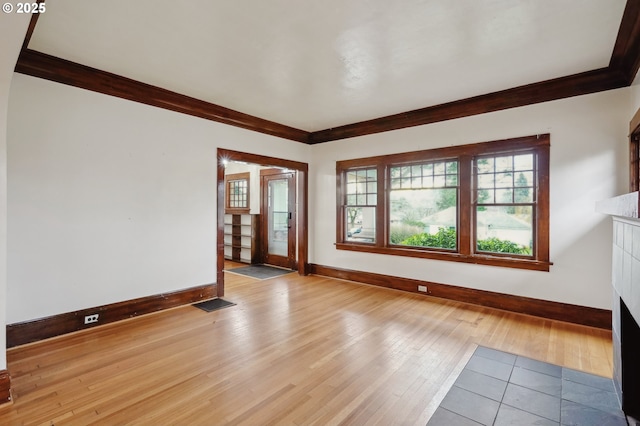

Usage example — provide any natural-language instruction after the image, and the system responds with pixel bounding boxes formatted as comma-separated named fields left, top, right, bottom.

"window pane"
left=434, top=162, right=445, bottom=175
left=477, top=158, right=494, bottom=173
left=390, top=188, right=457, bottom=249
left=228, top=179, right=248, bottom=208
left=496, top=188, right=513, bottom=203
left=478, top=174, right=494, bottom=189
left=514, top=154, right=533, bottom=171
left=514, top=186, right=533, bottom=203
left=476, top=206, right=532, bottom=255
left=475, top=154, right=536, bottom=206
left=446, top=174, right=458, bottom=186
left=495, top=156, right=513, bottom=172
left=495, top=172, right=513, bottom=188
left=346, top=207, right=375, bottom=242
left=345, top=167, right=377, bottom=207
left=514, top=171, right=533, bottom=187
left=477, top=189, right=494, bottom=204
left=446, top=161, right=458, bottom=173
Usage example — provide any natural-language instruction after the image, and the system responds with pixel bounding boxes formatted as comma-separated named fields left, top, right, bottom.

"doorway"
left=261, top=169, right=297, bottom=270
left=216, top=149, right=308, bottom=297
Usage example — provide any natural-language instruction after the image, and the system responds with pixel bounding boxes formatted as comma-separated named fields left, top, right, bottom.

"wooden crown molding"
left=13, top=0, right=640, bottom=144
left=20, top=0, right=43, bottom=52
left=308, top=69, right=626, bottom=143
left=14, top=49, right=309, bottom=143
left=610, top=0, right=640, bottom=85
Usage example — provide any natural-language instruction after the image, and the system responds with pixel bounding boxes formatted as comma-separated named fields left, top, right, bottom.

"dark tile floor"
left=427, top=346, right=627, bottom=426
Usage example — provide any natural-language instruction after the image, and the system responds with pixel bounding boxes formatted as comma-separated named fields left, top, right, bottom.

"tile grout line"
left=427, top=346, right=625, bottom=426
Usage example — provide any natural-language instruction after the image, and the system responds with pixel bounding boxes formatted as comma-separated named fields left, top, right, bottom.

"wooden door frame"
left=260, top=168, right=297, bottom=270
left=217, top=149, right=309, bottom=297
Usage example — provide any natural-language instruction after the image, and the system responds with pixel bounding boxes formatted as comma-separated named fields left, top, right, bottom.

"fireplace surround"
left=597, top=192, right=640, bottom=425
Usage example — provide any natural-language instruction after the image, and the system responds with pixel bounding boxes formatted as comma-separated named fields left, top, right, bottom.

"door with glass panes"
left=260, top=169, right=296, bottom=269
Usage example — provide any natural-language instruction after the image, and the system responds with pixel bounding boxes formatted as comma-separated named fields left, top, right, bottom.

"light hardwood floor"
left=0, top=264, right=613, bottom=425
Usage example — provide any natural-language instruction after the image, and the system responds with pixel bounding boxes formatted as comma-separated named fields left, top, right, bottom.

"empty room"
left=1, top=1, right=640, bottom=425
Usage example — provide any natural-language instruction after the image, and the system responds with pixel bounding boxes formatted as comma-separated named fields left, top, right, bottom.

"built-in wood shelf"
left=223, top=214, right=259, bottom=264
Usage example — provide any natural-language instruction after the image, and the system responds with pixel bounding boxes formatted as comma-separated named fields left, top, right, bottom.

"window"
left=344, top=168, right=377, bottom=243
left=336, top=135, right=550, bottom=271
left=475, top=153, right=535, bottom=256
left=225, top=172, right=250, bottom=213
left=390, top=160, right=458, bottom=250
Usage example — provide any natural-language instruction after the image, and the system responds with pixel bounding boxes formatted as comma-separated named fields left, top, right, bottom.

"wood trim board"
left=309, top=263, right=612, bottom=330
left=610, top=0, right=640, bottom=84
left=6, top=284, right=216, bottom=348
left=0, top=371, right=10, bottom=405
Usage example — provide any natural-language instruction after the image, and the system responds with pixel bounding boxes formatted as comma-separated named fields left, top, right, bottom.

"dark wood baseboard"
left=0, top=371, right=10, bottom=405
left=309, top=264, right=611, bottom=330
left=6, top=283, right=216, bottom=348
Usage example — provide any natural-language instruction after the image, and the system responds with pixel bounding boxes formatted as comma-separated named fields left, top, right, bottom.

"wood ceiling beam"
left=14, top=49, right=309, bottom=143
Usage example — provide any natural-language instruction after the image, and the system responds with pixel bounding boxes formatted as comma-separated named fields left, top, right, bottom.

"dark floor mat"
left=226, top=264, right=294, bottom=280
left=193, top=298, right=236, bottom=312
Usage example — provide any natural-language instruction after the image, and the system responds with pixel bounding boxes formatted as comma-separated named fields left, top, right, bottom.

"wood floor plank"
left=0, top=267, right=613, bottom=425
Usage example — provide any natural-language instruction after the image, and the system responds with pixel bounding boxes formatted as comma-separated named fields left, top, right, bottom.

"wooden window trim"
left=630, top=106, right=640, bottom=193
left=225, top=172, right=250, bottom=214
left=336, top=135, right=551, bottom=271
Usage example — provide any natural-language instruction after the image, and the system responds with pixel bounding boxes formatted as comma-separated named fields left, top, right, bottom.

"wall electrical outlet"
left=84, top=314, right=99, bottom=324
left=418, top=285, right=428, bottom=293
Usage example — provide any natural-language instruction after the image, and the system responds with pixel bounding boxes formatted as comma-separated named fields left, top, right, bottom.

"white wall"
left=7, top=74, right=309, bottom=324
left=5, top=70, right=633, bottom=326
left=309, top=88, right=630, bottom=310
left=0, top=12, right=30, bottom=370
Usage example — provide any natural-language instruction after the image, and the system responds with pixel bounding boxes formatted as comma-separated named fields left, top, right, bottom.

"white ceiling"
left=28, top=0, right=627, bottom=132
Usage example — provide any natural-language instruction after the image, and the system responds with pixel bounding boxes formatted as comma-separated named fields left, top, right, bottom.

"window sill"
left=225, top=208, right=251, bottom=215
left=335, top=243, right=551, bottom=272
